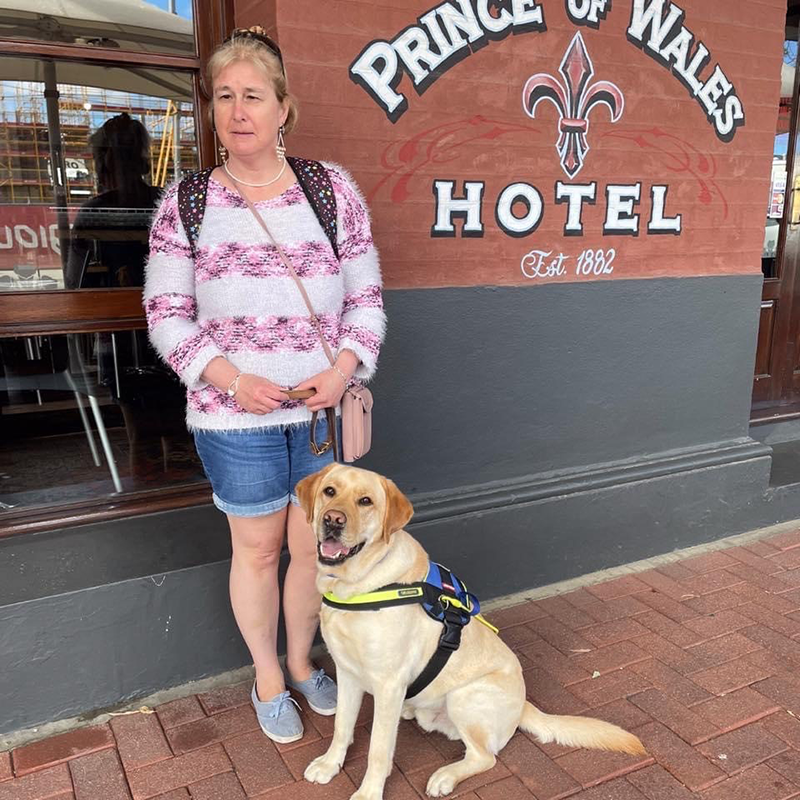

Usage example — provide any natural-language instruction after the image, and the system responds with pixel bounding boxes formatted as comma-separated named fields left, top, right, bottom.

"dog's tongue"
left=321, top=539, right=349, bottom=559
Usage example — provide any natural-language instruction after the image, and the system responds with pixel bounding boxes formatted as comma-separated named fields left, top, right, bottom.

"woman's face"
left=213, top=59, right=287, bottom=162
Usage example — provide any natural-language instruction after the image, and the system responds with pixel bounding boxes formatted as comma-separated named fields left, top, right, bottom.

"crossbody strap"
left=231, top=178, right=337, bottom=368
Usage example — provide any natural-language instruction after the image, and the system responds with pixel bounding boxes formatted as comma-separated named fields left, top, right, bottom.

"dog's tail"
left=519, top=702, right=646, bottom=755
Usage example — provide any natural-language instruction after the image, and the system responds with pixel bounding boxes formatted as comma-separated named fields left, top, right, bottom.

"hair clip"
left=226, top=26, right=285, bottom=74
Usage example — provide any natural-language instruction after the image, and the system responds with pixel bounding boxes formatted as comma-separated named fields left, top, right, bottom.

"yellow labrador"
left=297, top=464, right=644, bottom=800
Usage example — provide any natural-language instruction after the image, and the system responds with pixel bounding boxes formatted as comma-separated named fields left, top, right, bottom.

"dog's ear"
left=381, top=477, right=414, bottom=543
left=296, top=464, right=336, bottom=526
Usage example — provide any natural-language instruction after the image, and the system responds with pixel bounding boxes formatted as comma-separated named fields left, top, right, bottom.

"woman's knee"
left=229, top=512, right=286, bottom=572
left=234, top=539, right=283, bottom=571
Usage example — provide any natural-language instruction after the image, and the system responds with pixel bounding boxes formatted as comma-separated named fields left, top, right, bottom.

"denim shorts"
left=193, top=417, right=339, bottom=517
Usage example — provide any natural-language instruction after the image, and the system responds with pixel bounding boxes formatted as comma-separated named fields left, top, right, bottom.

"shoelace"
left=312, top=669, right=331, bottom=692
left=267, top=690, right=301, bottom=719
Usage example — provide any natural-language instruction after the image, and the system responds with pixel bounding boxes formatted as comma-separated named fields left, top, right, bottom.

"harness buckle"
left=440, top=612, right=465, bottom=651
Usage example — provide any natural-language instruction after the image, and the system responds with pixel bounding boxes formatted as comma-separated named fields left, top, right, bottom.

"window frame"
left=0, top=0, right=235, bottom=537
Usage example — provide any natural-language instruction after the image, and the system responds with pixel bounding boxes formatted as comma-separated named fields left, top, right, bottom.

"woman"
left=143, top=26, right=385, bottom=743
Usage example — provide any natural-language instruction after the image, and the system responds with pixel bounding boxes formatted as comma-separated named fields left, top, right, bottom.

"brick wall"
left=236, top=0, right=786, bottom=289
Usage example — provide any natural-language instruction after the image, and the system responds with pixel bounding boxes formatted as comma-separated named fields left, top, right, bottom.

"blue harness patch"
left=420, top=561, right=482, bottom=627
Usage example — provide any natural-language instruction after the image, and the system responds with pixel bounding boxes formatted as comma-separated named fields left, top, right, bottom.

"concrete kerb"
left=2, top=516, right=798, bottom=752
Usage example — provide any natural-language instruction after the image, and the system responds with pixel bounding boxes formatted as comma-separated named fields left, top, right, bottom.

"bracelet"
left=226, top=372, right=243, bottom=398
left=332, top=365, right=349, bottom=385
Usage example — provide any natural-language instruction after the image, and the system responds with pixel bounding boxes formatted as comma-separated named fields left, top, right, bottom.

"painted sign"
left=523, top=32, right=623, bottom=178
left=285, top=0, right=778, bottom=287
left=346, top=0, right=750, bottom=282
left=427, top=30, right=682, bottom=251
left=351, top=0, right=745, bottom=141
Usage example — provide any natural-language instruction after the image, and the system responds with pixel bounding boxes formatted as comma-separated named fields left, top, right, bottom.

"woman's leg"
left=228, top=507, right=288, bottom=701
left=283, top=501, right=322, bottom=682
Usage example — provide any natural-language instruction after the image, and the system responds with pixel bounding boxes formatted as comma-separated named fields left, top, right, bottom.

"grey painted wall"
left=363, top=277, right=762, bottom=492
left=0, top=562, right=247, bottom=731
left=1, top=274, right=778, bottom=735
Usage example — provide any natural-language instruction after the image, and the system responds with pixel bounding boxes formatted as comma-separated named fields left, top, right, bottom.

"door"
left=753, top=2, right=800, bottom=415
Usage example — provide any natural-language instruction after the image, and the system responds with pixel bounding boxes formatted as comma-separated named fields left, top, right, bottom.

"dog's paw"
left=304, top=755, right=341, bottom=784
left=426, top=766, right=458, bottom=797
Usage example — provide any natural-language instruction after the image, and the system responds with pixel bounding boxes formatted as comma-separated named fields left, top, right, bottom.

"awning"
left=0, top=0, right=195, bottom=100
left=0, top=0, right=194, bottom=57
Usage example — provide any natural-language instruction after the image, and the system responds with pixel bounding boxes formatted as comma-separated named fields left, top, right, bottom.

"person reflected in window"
left=66, top=112, right=161, bottom=289
left=66, top=113, right=186, bottom=479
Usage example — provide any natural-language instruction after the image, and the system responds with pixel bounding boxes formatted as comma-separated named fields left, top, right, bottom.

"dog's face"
left=296, top=464, right=414, bottom=568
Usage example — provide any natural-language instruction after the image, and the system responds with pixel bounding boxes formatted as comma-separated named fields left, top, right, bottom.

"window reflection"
left=0, top=2, right=195, bottom=55
left=763, top=18, right=799, bottom=278
left=0, top=57, right=197, bottom=291
left=0, top=51, right=207, bottom=514
left=66, top=113, right=161, bottom=289
left=0, top=331, right=206, bottom=512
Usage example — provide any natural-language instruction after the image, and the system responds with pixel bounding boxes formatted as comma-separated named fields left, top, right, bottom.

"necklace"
left=223, top=159, right=286, bottom=188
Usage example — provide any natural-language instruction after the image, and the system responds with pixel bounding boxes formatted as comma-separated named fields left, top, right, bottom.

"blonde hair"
left=207, top=36, right=298, bottom=134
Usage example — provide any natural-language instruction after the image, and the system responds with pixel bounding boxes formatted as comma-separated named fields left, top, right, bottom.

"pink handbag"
left=340, top=383, right=373, bottom=461
left=234, top=181, right=373, bottom=462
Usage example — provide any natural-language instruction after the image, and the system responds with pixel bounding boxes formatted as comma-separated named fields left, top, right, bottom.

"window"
left=0, top=57, right=198, bottom=290
left=0, top=1, right=233, bottom=536
left=762, top=17, right=799, bottom=279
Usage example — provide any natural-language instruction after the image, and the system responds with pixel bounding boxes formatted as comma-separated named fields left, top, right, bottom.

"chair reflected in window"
left=0, top=335, right=123, bottom=496
left=0, top=330, right=197, bottom=508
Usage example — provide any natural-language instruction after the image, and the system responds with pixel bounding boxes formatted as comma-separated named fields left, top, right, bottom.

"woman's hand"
left=234, top=374, right=289, bottom=415
left=295, top=368, right=348, bottom=413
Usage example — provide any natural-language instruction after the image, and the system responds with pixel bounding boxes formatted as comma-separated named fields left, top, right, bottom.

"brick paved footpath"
left=7, top=528, right=800, bottom=799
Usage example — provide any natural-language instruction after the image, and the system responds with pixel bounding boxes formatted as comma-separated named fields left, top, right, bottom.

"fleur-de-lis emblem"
left=522, top=32, right=624, bottom=178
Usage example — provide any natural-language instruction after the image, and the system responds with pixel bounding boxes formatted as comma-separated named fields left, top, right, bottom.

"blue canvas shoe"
left=251, top=684, right=303, bottom=743
left=287, top=668, right=338, bottom=716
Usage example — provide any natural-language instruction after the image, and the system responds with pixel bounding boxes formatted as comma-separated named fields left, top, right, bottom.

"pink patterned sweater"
left=143, top=163, right=385, bottom=431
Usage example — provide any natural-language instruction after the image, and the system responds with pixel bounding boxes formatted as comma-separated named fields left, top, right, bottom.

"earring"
left=218, top=143, right=228, bottom=162
left=276, top=125, right=286, bottom=162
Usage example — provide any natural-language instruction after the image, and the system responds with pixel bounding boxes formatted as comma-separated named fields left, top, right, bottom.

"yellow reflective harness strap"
left=324, top=581, right=500, bottom=635
left=323, top=586, right=425, bottom=606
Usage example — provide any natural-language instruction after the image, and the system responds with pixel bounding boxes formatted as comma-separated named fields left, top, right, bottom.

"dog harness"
left=322, top=561, right=498, bottom=699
